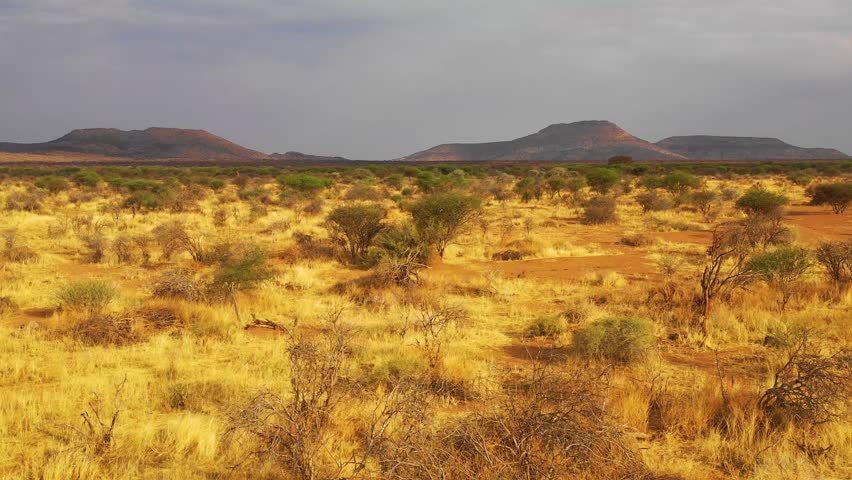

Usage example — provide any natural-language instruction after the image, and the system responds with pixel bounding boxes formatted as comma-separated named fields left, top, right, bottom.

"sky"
left=1, top=0, right=851, bottom=159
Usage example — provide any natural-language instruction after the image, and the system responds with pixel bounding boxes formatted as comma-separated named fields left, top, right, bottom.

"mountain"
left=656, top=136, right=849, bottom=160
left=0, top=127, right=268, bottom=161
left=402, top=121, right=687, bottom=161
left=269, top=151, right=349, bottom=162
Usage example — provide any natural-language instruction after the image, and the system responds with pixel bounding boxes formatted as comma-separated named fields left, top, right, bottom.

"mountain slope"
left=0, top=127, right=268, bottom=161
left=403, top=121, right=687, bottom=161
left=656, top=136, right=850, bottom=160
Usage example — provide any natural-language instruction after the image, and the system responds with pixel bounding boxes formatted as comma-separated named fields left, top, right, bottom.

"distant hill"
left=0, top=127, right=268, bottom=161
left=269, top=151, right=349, bottom=162
left=402, top=121, right=687, bottom=161
left=656, top=136, right=850, bottom=160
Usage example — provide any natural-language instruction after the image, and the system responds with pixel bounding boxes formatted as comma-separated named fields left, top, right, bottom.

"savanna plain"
left=0, top=161, right=850, bottom=480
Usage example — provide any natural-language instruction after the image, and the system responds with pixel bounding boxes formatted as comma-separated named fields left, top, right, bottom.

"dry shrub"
left=573, top=317, right=655, bottom=365
left=759, top=329, right=851, bottom=427
left=212, top=207, right=229, bottom=227
left=151, top=220, right=191, bottom=261
left=261, top=219, right=291, bottom=235
left=380, top=364, right=650, bottom=480
left=559, top=300, right=592, bottom=324
left=224, top=311, right=426, bottom=480
left=302, top=197, right=324, bottom=217
left=111, top=235, right=134, bottom=264
left=491, top=249, right=525, bottom=261
left=619, top=233, right=653, bottom=247
left=168, top=185, right=206, bottom=213
left=582, top=196, right=617, bottom=224
left=277, top=232, right=336, bottom=264
left=151, top=268, right=205, bottom=302
left=2, top=228, right=38, bottom=263
left=69, top=315, right=139, bottom=346
left=5, top=190, right=43, bottom=211
left=79, top=232, right=108, bottom=263
left=133, top=234, right=153, bottom=265
left=0, top=296, right=18, bottom=315
left=136, top=304, right=185, bottom=330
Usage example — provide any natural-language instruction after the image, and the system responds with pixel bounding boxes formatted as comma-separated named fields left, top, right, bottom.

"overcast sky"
left=1, top=0, right=850, bottom=159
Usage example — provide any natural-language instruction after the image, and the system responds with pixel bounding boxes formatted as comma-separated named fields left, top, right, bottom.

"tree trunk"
left=229, top=287, right=242, bottom=324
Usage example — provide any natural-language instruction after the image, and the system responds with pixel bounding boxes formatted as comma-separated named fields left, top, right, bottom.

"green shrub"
left=324, top=203, right=387, bottom=261
left=369, top=355, right=429, bottom=385
left=573, top=317, right=654, bottom=365
left=34, top=175, right=70, bottom=194
left=635, top=191, right=672, bottom=213
left=71, top=170, right=101, bottom=188
left=808, top=182, right=852, bottom=214
left=525, top=317, right=567, bottom=338
left=408, top=192, right=482, bottom=257
left=277, top=174, right=332, bottom=193
left=57, top=279, right=118, bottom=314
left=736, top=188, right=788, bottom=217
left=661, top=171, right=700, bottom=195
left=585, top=168, right=621, bottom=194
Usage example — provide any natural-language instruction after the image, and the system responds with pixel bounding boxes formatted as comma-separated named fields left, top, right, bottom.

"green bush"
left=573, top=317, right=654, bottom=365
left=277, top=174, right=332, bottom=193
left=324, top=203, right=387, bottom=261
left=585, top=168, right=621, bottom=194
left=736, top=188, right=788, bottom=217
left=34, top=175, right=70, bottom=194
left=71, top=170, right=101, bottom=188
left=808, top=182, right=852, bottom=214
left=369, top=355, right=429, bottom=385
left=57, top=279, right=118, bottom=314
left=635, top=191, right=672, bottom=213
left=525, top=317, right=567, bottom=338
left=661, top=171, right=700, bottom=195
left=408, top=192, right=482, bottom=257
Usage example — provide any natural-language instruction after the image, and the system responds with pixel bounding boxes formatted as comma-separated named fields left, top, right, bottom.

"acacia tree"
left=661, top=171, right=701, bottom=196
left=814, top=240, right=852, bottom=292
left=698, top=223, right=756, bottom=334
left=809, top=182, right=852, bottom=214
left=736, top=188, right=788, bottom=218
left=747, top=246, right=812, bottom=311
left=585, top=168, right=621, bottom=195
left=213, top=248, right=275, bottom=323
left=408, top=193, right=482, bottom=258
left=324, top=203, right=387, bottom=262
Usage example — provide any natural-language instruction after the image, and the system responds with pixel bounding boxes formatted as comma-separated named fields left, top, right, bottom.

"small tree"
left=585, top=168, right=621, bottom=194
left=736, top=188, right=788, bottom=218
left=661, top=171, right=700, bottom=196
left=808, top=182, right=852, bottom=214
left=544, top=175, right=567, bottom=199
left=814, top=240, right=852, bottom=290
left=698, top=223, right=756, bottom=334
left=635, top=191, right=672, bottom=213
left=689, top=190, right=719, bottom=221
left=408, top=193, right=481, bottom=258
left=747, top=246, right=812, bottom=311
left=213, top=248, right=276, bottom=323
left=324, top=203, right=387, bottom=262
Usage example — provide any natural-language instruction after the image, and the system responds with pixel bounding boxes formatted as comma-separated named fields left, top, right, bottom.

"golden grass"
left=0, top=174, right=849, bottom=479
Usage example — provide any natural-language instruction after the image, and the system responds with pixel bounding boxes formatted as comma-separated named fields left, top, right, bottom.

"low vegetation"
left=0, top=161, right=849, bottom=479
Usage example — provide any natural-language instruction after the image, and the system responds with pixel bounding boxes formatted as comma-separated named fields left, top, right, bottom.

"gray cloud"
left=1, top=0, right=850, bottom=159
